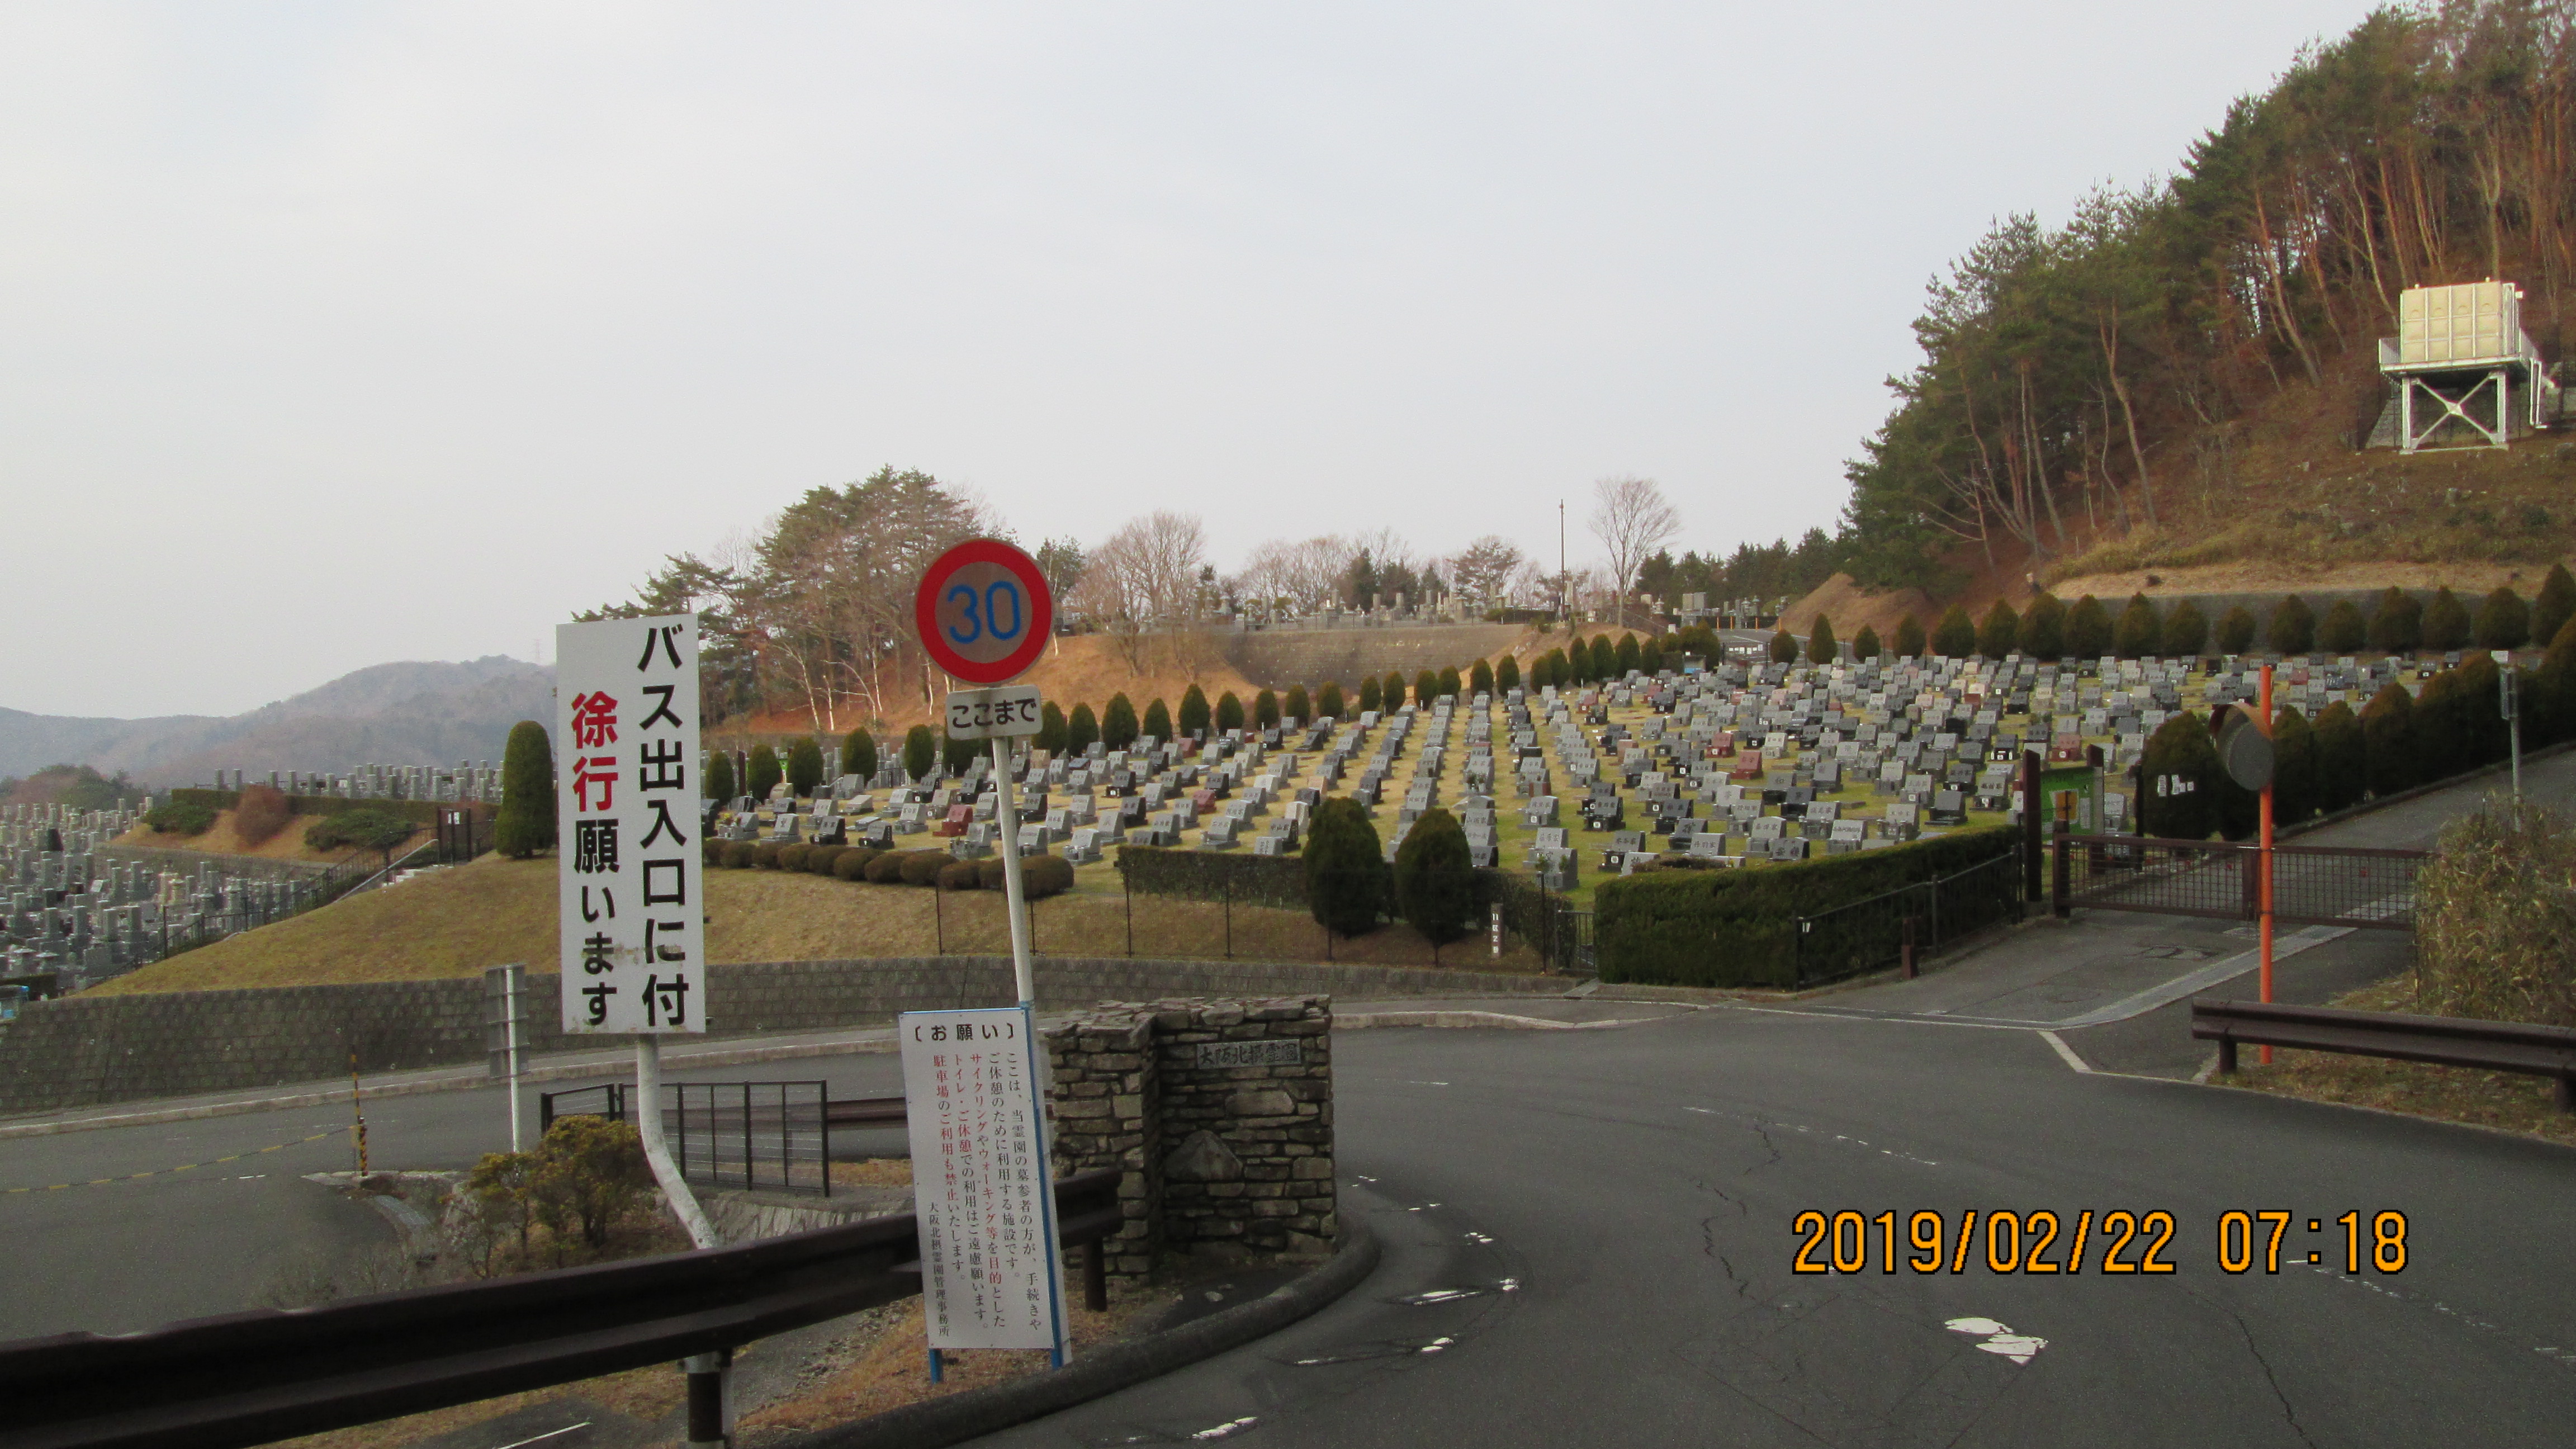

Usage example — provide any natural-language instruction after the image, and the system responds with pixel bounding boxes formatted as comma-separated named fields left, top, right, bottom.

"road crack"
left=2218, top=1301, right=2316, bottom=1448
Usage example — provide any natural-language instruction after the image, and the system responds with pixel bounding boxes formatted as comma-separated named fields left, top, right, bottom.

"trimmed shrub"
left=941, top=732, right=980, bottom=778
left=1068, top=704, right=1100, bottom=755
left=1409, top=669, right=1432, bottom=704
left=1851, top=624, right=1882, bottom=661
left=1976, top=601, right=2018, bottom=658
left=1768, top=627, right=1798, bottom=664
left=840, top=728, right=877, bottom=780
left=1495, top=655, right=1521, bottom=692
left=1893, top=613, right=1928, bottom=658
left=2114, top=594, right=2160, bottom=659
left=1541, top=649, right=1570, bottom=688
left=1594, top=827, right=2016, bottom=988
left=1304, top=797, right=1384, bottom=937
left=1142, top=698, right=1172, bottom=742
left=786, top=737, right=825, bottom=799
left=898, top=851, right=952, bottom=887
left=1637, top=637, right=1663, bottom=674
left=705, top=751, right=736, bottom=804
left=1357, top=676, right=1382, bottom=714
left=1100, top=694, right=1137, bottom=749
left=2308, top=701, right=2359, bottom=815
left=2412, top=667, right=2465, bottom=773
left=1036, top=703, right=1068, bottom=754
left=776, top=843, right=812, bottom=873
left=1611, top=637, right=1640, bottom=679
left=1439, top=664, right=1464, bottom=698
left=806, top=845, right=847, bottom=876
left=2215, top=605, right=2258, bottom=655
left=2313, top=701, right=2365, bottom=813
left=722, top=841, right=758, bottom=869
left=747, top=744, right=782, bottom=802
left=2370, top=586, right=2422, bottom=652
left=2422, top=586, right=2471, bottom=651
left=2161, top=600, right=2208, bottom=659
left=2361, top=683, right=2416, bottom=796
left=234, top=784, right=293, bottom=846
left=832, top=847, right=880, bottom=880
left=1318, top=681, right=1346, bottom=719
left=2270, top=705, right=2315, bottom=825
left=1589, top=637, right=1617, bottom=680
left=2214, top=723, right=2259, bottom=842
left=1282, top=685, right=1308, bottom=723
left=1178, top=684, right=1210, bottom=738
left=1932, top=604, right=1977, bottom=659
left=146, top=799, right=217, bottom=836
left=498, top=721, right=556, bottom=859
left=305, top=808, right=414, bottom=853
left=1021, top=854, right=1076, bottom=898
left=2066, top=595, right=2113, bottom=657
left=2138, top=713, right=2222, bottom=840
left=1807, top=615, right=1837, bottom=665
left=2020, top=593, right=2064, bottom=658
left=2540, top=614, right=2576, bottom=745
left=1468, top=659, right=1494, bottom=695
left=2532, top=564, right=2576, bottom=650
left=2451, top=651, right=2508, bottom=765
left=1254, top=689, right=1281, bottom=728
left=936, top=859, right=982, bottom=891
left=1118, top=845, right=1306, bottom=908
left=750, top=842, right=783, bottom=870
left=2318, top=600, right=2366, bottom=654
left=1389, top=671, right=1412, bottom=707
left=1216, top=692, right=1244, bottom=733
left=2475, top=587, right=2531, bottom=651
left=863, top=851, right=912, bottom=884
left=2267, top=595, right=2315, bottom=655
left=1391, top=808, right=1476, bottom=944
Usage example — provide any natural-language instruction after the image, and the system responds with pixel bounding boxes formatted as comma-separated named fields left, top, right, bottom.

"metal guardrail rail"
left=2059, top=834, right=2423, bottom=931
left=2191, top=999, right=2576, bottom=1112
left=0, top=1168, right=1125, bottom=1449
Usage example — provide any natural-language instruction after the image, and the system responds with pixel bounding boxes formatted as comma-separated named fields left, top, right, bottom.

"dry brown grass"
left=115, top=808, right=418, bottom=866
left=2228, top=973, right=2576, bottom=1148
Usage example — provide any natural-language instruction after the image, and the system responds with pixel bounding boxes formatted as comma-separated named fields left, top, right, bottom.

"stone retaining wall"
left=0, top=957, right=1543, bottom=1116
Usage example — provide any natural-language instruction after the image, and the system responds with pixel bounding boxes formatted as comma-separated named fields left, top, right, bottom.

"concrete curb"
left=775, top=1216, right=1382, bottom=1449
left=1336, top=1009, right=1655, bottom=1031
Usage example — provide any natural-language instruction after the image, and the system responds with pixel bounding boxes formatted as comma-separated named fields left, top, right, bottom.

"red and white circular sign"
left=915, top=538, right=1054, bottom=685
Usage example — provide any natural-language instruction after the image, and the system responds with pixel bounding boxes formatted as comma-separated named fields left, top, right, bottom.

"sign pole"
left=2258, top=663, right=2275, bottom=1066
left=993, top=736, right=1036, bottom=1007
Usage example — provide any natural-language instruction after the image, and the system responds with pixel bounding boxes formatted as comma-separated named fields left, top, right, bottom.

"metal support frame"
left=2398, top=368, right=2515, bottom=453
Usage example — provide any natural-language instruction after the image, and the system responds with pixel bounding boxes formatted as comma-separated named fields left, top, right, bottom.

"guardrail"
left=0, top=1168, right=1124, bottom=1449
left=2058, top=833, right=2422, bottom=931
left=2191, top=999, right=2576, bottom=1112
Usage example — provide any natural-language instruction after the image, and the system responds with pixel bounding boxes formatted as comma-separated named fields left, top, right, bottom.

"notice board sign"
left=555, top=614, right=705, bottom=1034
left=899, top=1006, right=1068, bottom=1354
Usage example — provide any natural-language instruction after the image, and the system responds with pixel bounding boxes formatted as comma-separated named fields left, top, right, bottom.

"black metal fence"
left=2058, top=834, right=2422, bottom=930
left=538, top=1081, right=835, bottom=1198
left=1789, top=847, right=2027, bottom=986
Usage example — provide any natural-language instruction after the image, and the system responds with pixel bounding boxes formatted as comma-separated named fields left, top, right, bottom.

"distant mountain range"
left=0, top=657, right=555, bottom=785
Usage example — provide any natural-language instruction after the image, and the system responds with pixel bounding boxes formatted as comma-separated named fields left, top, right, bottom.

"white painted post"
left=637, top=1036, right=722, bottom=1250
left=993, top=737, right=1036, bottom=1006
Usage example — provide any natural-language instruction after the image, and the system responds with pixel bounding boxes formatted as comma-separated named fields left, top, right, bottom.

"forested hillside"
left=1838, top=1, right=2576, bottom=598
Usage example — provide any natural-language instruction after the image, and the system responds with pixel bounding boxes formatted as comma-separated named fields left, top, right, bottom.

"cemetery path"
left=967, top=1008, right=2576, bottom=1449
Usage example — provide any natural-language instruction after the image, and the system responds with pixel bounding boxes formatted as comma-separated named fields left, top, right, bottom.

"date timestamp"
left=1790, top=1209, right=2409, bottom=1276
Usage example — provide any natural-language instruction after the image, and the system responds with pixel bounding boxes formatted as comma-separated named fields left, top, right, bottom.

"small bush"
left=1317, top=681, right=1346, bottom=719
left=2215, top=605, right=2258, bottom=655
left=1439, top=664, right=1464, bottom=698
left=1850, top=624, right=1881, bottom=661
left=2066, top=595, right=2113, bottom=657
left=1178, top=684, right=1211, bottom=738
left=899, top=851, right=952, bottom=887
left=146, top=800, right=216, bottom=836
left=2422, top=586, right=2471, bottom=651
left=1976, top=601, right=2017, bottom=658
left=1143, top=698, right=1173, bottom=741
left=833, top=847, right=880, bottom=880
left=306, top=809, right=413, bottom=853
left=1494, top=656, right=1521, bottom=692
left=751, top=842, right=783, bottom=869
left=234, top=784, right=293, bottom=846
left=863, top=851, right=912, bottom=884
left=1932, top=605, right=1977, bottom=659
left=527, top=1116, right=653, bottom=1252
left=2414, top=801, right=2576, bottom=1027
left=2114, top=594, right=2161, bottom=659
left=1589, top=637, right=1617, bottom=680
left=1468, top=659, right=1494, bottom=696
left=2475, top=586, right=2531, bottom=651
left=2541, top=615, right=2576, bottom=745
left=2362, top=683, right=2416, bottom=797
left=1807, top=615, right=1838, bottom=665
left=841, top=728, right=878, bottom=780
left=1414, top=669, right=1437, bottom=704
left=1021, top=855, right=1076, bottom=898
left=937, top=859, right=982, bottom=890
left=776, top=843, right=812, bottom=872
left=722, top=841, right=757, bottom=869
left=1104, top=694, right=1140, bottom=749
left=705, top=751, right=736, bottom=803
left=2267, top=594, right=2315, bottom=655
left=2270, top=705, right=2315, bottom=825
left=1036, top=704, right=1068, bottom=755
left=2318, top=600, right=2366, bottom=653
left=2020, top=593, right=2064, bottom=657
left=1358, top=676, right=1382, bottom=714
left=1281, top=685, right=1308, bottom=723
left=1216, top=692, right=1245, bottom=733
left=1768, top=627, right=1798, bottom=664
left=805, top=845, right=847, bottom=876
left=1067, top=705, right=1100, bottom=756
left=1253, top=688, right=1281, bottom=728
left=2532, top=564, right=2576, bottom=651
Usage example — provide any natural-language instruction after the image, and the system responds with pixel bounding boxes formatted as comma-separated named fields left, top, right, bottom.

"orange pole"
left=2258, top=664, right=2275, bottom=1066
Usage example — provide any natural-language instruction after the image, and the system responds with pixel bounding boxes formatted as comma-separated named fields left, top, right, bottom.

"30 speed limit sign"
left=915, top=538, right=1054, bottom=685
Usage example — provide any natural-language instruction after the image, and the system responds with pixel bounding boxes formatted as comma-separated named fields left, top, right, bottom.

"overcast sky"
left=3, top=1, right=2374, bottom=719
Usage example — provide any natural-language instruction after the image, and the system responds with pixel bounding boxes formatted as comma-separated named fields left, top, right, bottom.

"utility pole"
left=1557, top=500, right=1566, bottom=626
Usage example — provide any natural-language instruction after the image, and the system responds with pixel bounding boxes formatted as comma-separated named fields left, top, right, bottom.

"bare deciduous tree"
left=1446, top=535, right=1524, bottom=605
left=1589, top=476, right=1682, bottom=602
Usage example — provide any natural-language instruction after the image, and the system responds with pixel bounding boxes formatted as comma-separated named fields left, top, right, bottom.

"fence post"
left=934, top=883, right=944, bottom=956
left=2020, top=749, right=2043, bottom=903
left=1124, top=873, right=1133, bottom=958
left=2051, top=813, right=2071, bottom=920
left=1901, top=914, right=1918, bottom=979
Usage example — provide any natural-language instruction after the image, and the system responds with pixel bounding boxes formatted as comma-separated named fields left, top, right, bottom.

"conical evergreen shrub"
left=497, top=721, right=556, bottom=859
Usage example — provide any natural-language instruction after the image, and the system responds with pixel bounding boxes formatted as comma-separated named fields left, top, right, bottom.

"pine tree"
left=2475, top=587, right=2530, bottom=650
left=1893, top=613, right=1928, bottom=657
left=900, top=728, right=934, bottom=782
left=704, top=749, right=735, bottom=804
left=2161, top=599, right=2208, bottom=659
left=2268, top=595, right=2315, bottom=655
left=1769, top=627, right=1799, bottom=664
left=1282, top=685, right=1308, bottom=723
left=1216, top=691, right=1245, bottom=733
left=1318, top=681, right=1346, bottom=718
left=496, top=720, right=555, bottom=859
left=1254, top=689, right=1280, bottom=728
left=1495, top=655, right=1520, bottom=692
left=1807, top=614, right=1838, bottom=665
left=1977, top=601, right=2018, bottom=657
left=2215, top=605, right=2258, bottom=655
left=2422, top=587, right=2471, bottom=651
left=1178, top=684, right=1211, bottom=738
left=748, top=743, right=783, bottom=800
left=1143, top=697, right=1172, bottom=741
left=1933, top=604, right=1977, bottom=659
left=786, top=736, right=825, bottom=798
left=840, top=727, right=877, bottom=780
left=2361, top=683, right=2415, bottom=796
left=2532, top=564, right=2576, bottom=648
left=1469, top=658, right=1494, bottom=695
left=2066, top=595, right=2113, bottom=657
left=1303, top=797, right=1384, bottom=937
left=2369, top=587, right=2422, bottom=653
left=1103, top=693, right=1140, bottom=749
left=1851, top=624, right=1882, bottom=661
left=1068, top=703, right=1100, bottom=754
left=2021, top=593, right=2064, bottom=657
left=1391, top=808, right=1475, bottom=944
left=2114, top=594, right=2161, bottom=659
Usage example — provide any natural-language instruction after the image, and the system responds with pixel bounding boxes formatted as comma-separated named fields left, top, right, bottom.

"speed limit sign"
left=915, top=538, right=1054, bottom=685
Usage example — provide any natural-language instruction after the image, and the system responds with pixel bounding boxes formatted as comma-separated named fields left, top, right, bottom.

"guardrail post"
left=683, top=1349, right=731, bottom=1448
left=2558, top=1075, right=2574, bottom=1115
left=2051, top=816, right=2071, bottom=920
left=2215, top=1035, right=2237, bottom=1076
left=1086, top=1238, right=1109, bottom=1311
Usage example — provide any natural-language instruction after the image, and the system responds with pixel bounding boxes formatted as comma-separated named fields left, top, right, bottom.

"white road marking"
left=1945, top=1317, right=2047, bottom=1365
left=1401, top=1081, right=1451, bottom=1087
left=2039, top=1031, right=2093, bottom=1074
left=1190, top=1417, right=1258, bottom=1439
left=1418, top=1336, right=1455, bottom=1355
left=490, top=1423, right=593, bottom=1449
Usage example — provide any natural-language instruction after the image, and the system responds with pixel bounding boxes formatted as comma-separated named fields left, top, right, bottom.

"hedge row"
left=168, top=788, right=470, bottom=827
left=1593, top=826, right=2021, bottom=989
left=701, top=840, right=1073, bottom=897
left=1114, top=844, right=1310, bottom=910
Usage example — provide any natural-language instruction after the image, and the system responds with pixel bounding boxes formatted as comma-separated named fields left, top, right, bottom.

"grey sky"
left=3, top=1, right=2371, bottom=719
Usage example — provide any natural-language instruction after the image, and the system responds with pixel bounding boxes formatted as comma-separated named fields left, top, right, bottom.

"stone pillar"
left=1041, top=1007, right=1162, bottom=1278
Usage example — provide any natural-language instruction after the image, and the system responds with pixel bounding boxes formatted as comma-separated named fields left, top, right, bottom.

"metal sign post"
left=2221, top=674, right=2280, bottom=1066
left=2497, top=650, right=2522, bottom=801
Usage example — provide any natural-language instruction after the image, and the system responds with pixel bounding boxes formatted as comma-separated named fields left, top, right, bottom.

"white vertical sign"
left=898, top=1006, right=1068, bottom=1354
left=555, top=614, right=705, bottom=1035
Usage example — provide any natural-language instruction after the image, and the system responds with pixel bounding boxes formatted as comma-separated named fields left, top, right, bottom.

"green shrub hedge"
left=1117, top=844, right=1308, bottom=908
left=833, top=847, right=881, bottom=880
left=145, top=800, right=217, bottom=836
left=1594, top=827, right=2020, bottom=989
left=898, top=851, right=952, bottom=887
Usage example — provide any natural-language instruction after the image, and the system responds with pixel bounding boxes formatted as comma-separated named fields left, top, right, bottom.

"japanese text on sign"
left=898, top=1007, right=1068, bottom=1354
left=945, top=685, right=1044, bottom=741
left=556, top=614, right=705, bottom=1034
